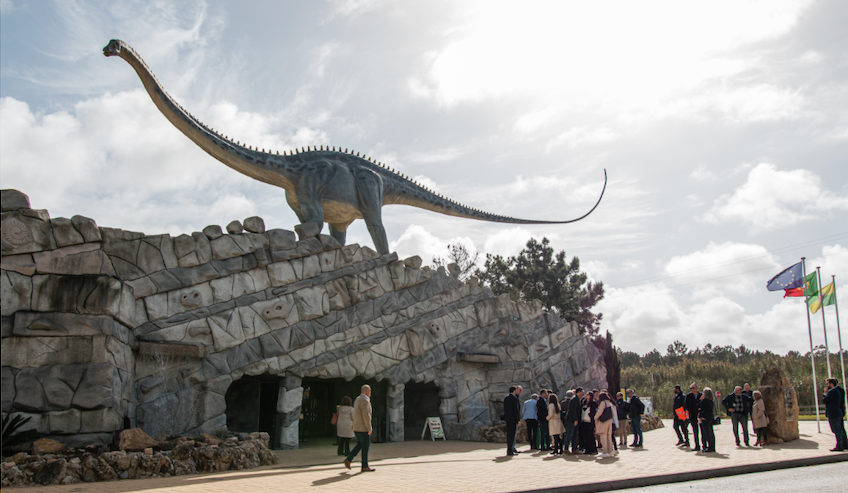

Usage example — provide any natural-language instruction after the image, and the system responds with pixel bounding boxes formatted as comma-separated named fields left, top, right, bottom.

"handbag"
left=674, top=407, right=689, bottom=421
left=599, top=405, right=613, bottom=423
left=330, top=412, right=338, bottom=426
left=581, top=406, right=591, bottom=423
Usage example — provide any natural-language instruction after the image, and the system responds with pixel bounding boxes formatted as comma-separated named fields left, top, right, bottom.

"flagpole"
left=833, top=275, right=847, bottom=422
left=817, top=267, right=832, bottom=378
left=802, top=258, right=821, bottom=433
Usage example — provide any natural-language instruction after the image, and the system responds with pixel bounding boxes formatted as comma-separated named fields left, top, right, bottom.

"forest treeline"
left=618, top=341, right=846, bottom=416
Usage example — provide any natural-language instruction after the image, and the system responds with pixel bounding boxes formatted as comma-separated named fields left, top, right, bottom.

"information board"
left=421, top=417, right=446, bottom=441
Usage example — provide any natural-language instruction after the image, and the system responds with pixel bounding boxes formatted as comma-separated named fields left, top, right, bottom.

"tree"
left=475, top=237, right=604, bottom=335
left=666, top=340, right=688, bottom=358
left=617, top=349, right=641, bottom=368
left=432, top=242, right=480, bottom=282
left=595, top=331, right=621, bottom=393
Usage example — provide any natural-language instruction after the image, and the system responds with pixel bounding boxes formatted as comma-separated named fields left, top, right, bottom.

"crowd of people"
left=336, top=378, right=847, bottom=472
left=500, top=377, right=848, bottom=458
left=503, top=385, right=646, bottom=459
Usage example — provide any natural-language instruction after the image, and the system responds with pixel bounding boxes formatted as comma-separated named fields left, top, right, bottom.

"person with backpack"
left=626, top=389, right=644, bottom=447
left=595, top=392, right=617, bottom=458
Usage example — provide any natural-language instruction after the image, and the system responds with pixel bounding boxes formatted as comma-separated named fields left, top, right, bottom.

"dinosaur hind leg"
left=294, top=191, right=325, bottom=234
left=328, top=221, right=353, bottom=246
left=362, top=214, right=389, bottom=255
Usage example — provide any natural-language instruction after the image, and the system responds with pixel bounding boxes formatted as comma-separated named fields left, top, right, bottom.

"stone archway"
left=224, top=374, right=284, bottom=447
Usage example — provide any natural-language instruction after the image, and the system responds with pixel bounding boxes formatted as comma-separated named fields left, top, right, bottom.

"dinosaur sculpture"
left=103, top=39, right=606, bottom=254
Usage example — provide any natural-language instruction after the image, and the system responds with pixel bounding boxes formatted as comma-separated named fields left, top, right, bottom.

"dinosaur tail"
left=384, top=169, right=607, bottom=224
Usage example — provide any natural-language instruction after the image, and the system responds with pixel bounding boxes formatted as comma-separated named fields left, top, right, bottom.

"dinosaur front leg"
left=294, top=189, right=325, bottom=234
left=284, top=190, right=306, bottom=223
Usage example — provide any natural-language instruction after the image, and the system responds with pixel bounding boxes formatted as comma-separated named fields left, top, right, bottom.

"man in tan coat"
left=344, top=385, right=375, bottom=472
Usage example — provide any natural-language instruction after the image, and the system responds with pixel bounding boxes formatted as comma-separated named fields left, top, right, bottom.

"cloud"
left=0, top=0, right=16, bottom=15
left=407, top=1, right=813, bottom=109
left=703, top=163, right=848, bottom=230
left=482, top=227, right=534, bottom=257
left=600, top=243, right=848, bottom=354
left=0, top=92, right=326, bottom=235
left=388, top=224, right=478, bottom=266
left=689, top=164, right=714, bottom=181
left=665, top=241, right=780, bottom=295
left=546, top=126, right=617, bottom=151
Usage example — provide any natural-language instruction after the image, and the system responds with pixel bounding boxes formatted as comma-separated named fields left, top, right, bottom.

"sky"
left=1, top=0, right=846, bottom=356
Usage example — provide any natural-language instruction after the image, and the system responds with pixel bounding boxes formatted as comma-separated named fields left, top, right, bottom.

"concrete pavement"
left=12, top=420, right=848, bottom=493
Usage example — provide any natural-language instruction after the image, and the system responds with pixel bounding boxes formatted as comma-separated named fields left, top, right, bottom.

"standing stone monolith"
left=759, top=367, right=800, bottom=444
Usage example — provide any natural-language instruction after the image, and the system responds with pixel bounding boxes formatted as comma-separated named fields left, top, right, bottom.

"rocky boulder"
left=119, top=428, right=159, bottom=451
left=760, top=366, right=799, bottom=444
left=32, top=438, right=68, bottom=455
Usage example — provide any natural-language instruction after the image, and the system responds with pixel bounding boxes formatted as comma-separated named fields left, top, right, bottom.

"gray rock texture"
left=1, top=189, right=607, bottom=449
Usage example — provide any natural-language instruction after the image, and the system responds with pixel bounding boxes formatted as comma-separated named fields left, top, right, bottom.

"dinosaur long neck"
left=115, top=44, right=295, bottom=190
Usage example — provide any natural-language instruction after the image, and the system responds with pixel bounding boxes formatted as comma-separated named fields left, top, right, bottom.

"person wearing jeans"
left=626, top=389, right=643, bottom=447
left=344, top=385, right=375, bottom=472
left=722, top=386, right=752, bottom=446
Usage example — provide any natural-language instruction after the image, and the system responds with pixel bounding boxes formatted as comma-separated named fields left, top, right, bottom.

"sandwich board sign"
left=421, top=417, right=446, bottom=441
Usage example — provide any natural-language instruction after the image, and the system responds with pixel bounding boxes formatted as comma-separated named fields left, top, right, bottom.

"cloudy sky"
left=2, top=0, right=846, bottom=355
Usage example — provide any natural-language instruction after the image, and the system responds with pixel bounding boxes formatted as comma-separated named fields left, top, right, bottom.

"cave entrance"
left=404, top=381, right=441, bottom=440
left=224, top=375, right=283, bottom=447
left=301, top=377, right=389, bottom=444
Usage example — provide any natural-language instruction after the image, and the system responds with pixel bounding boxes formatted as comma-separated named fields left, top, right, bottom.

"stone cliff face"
left=1, top=189, right=606, bottom=449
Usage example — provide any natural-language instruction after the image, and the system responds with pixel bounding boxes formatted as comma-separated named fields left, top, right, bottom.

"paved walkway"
left=15, top=421, right=848, bottom=493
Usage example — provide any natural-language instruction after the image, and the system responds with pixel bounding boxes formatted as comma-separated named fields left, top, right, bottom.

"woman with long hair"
left=751, top=390, right=769, bottom=446
left=579, top=391, right=598, bottom=455
left=547, top=393, right=565, bottom=455
left=698, top=388, right=716, bottom=453
left=594, top=392, right=616, bottom=458
left=336, top=395, right=355, bottom=456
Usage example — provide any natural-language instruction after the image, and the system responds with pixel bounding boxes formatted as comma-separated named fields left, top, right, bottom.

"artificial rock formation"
left=1, top=189, right=607, bottom=450
left=759, top=367, right=800, bottom=444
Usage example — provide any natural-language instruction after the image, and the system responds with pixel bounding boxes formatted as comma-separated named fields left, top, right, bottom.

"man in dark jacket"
left=503, top=386, right=521, bottom=456
left=722, top=386, right=752, bottom=446
left=673, top=385, right=689, bottom=446
left=537, top=389, right=550, bottom=451
left=685, top=383, right=702, bottom=451
left=626, top=389, right=644, bottom=447
left=823, top=378, right=847, bottom=452
left=563, top=388, right=584, bottom=454
left=616, top=392, right=630, bottom=446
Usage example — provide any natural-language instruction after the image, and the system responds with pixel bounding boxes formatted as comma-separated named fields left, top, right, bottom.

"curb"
left=521, top=453, right=848, bottom=493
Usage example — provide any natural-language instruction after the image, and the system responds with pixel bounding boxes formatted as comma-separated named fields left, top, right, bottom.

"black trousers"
left=673, top=417, right=689, bottom=442
left=506, top=421, right=517, bottom=455
left=525, top=419, right=538, bottom=448
left=539, top=419, right=550, bottom=450
left=689, top=417, right=700, bottom=447
left=700, top=422, right=715, bottom=452
left=829, top=415, right=848, bottom=450
left=337, top=437, right=350, bottom=456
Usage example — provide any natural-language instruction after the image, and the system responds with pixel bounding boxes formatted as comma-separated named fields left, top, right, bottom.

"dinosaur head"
left=102, top=39, right=123, bottom=57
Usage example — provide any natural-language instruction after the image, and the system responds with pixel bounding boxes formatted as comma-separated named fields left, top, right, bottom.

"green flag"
left=804, top=272, right=818, bottom=299
left=808, top=295, right=822, bottom=314
left=821, top=282, right=836, bottom=308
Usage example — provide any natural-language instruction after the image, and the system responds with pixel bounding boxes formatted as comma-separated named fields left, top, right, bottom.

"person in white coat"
left=336, top=395, right=355, bottom=456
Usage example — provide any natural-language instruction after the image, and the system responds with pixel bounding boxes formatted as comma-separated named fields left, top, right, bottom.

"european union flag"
left=766, top=262, right=804, bottom=291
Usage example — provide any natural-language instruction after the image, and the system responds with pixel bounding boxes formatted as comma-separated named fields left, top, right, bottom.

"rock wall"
left=1, top=189, right=607, bottom=449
